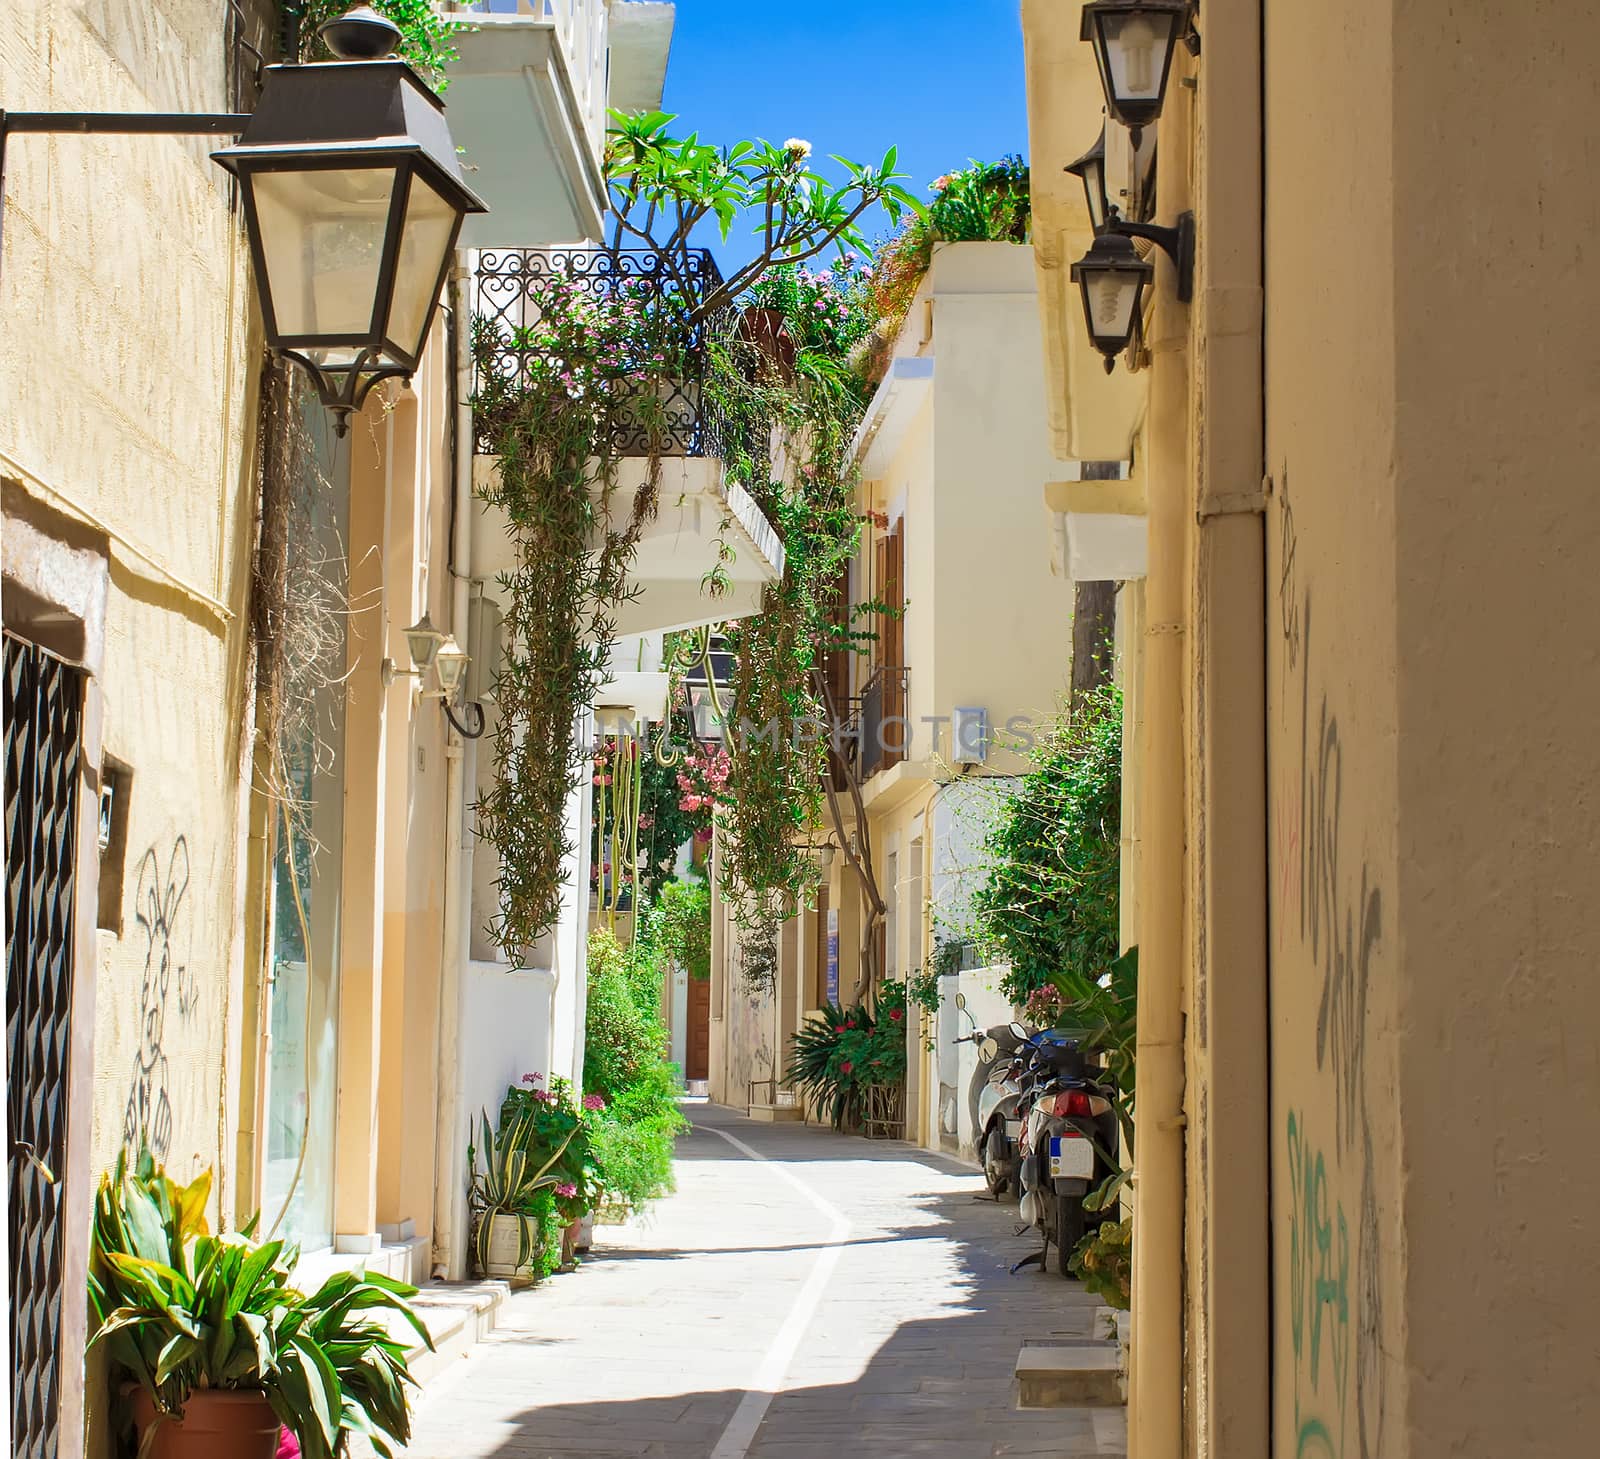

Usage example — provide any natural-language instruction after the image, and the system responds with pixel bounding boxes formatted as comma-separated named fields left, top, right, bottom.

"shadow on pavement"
left=420, top=1176, right=1124, bottom=1459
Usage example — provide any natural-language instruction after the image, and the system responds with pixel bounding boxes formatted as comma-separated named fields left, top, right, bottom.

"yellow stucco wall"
left=1, top=0, right=265, bottom=1209
left=1263, top=3, right=1600, bottom=1456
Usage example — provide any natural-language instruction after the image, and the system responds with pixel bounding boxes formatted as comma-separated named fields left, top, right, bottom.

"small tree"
left=605, top=113, right=924, bottom=320
left=974, top=685, right=1123, bottom=1004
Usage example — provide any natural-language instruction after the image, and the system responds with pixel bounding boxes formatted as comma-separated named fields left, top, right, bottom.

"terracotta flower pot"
left=128, top=1388, right=281, bottom=1459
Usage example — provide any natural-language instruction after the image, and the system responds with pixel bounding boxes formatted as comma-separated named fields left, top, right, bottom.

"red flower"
left=889, top=1008, right=903, bottom=1022
left=834, top=1025, right=846, bottom=1033
left=840, top=1060, right=853, bottom=1074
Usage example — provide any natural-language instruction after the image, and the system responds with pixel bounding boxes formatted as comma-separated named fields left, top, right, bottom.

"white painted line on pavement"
left=703, top=1122, right=852, bottom=1459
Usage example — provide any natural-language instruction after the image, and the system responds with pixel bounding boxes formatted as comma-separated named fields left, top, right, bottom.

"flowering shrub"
left=860, top=155, right=1033, bottom=384
left=785, top=983, right=910, bottom=1128
left=499, top=1074, right=594, bottom=1225
left=675, top=744, right=733, bottom=814
left=746, top=258, right=875, bottom=363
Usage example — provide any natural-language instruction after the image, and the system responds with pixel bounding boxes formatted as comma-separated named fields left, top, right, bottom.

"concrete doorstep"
left=1014, top=1341, right=1124, bottom=1409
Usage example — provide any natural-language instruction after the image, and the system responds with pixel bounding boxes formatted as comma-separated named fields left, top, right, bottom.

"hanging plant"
left=471, top=114, right=921, bottom=956
left=471, top=276, right=681, bottom=953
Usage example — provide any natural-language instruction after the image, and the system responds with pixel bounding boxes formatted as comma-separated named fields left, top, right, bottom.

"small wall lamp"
left=382, top=616, right=485, bottom=737
left=1079, top=0, right=1199, bottom=148
left=1070, top=214, right=1194, bottom=371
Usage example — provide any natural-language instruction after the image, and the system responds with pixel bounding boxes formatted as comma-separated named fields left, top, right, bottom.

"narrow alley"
left=402, top=1106, right=1126, bottom=1459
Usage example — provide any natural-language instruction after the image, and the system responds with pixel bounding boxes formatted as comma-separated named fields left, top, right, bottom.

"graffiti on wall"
left=124, top=836, right=198, bottom=1159
left=1276, top=476, right=1386, bottom=1459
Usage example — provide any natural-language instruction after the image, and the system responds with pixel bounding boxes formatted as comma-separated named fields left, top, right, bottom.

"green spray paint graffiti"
left=1286, top=1110, right=1349, bottom=1458
left=1276, top=474, right=1386, bottom=1459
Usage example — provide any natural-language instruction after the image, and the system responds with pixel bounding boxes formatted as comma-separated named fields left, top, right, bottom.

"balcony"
left=443, top=0, right=674, bottom=247
left=469, top=247, right=784, bottom=637
left=471, top=246, right=727, bottom=456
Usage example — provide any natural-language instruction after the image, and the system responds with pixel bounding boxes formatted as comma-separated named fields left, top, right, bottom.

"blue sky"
left=658, top=0, right=1029, bottom=269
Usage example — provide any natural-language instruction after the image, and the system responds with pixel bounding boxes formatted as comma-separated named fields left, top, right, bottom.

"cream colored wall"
left=1383, top=3, right=1600, bottom=1453
left=929, top=243, right=1072, bottom=772
left=0, top=0, right=265, bottom=1217
left=1253, top=0, right=1564, bottom=1454
left=1261, top=0, right=1404, bottom=1450
left=862, top=243, right=1073, bottom=775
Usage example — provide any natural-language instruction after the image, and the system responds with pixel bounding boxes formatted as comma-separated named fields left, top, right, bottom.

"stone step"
left=345, top=1280, right=509, bottom=1455
left=746, top=1102, right=804, bottom=1122
left=1014, top=1342, right=1124, bottom=1408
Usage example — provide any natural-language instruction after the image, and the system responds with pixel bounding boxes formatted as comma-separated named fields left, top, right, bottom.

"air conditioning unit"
left=952, top=706, right=988, bottom=765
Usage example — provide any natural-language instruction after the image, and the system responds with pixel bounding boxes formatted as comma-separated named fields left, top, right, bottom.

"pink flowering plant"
left=675, top=743, right=734, bottom=815
left=745, top=257, right=874, bottom=360
left=785, top=982, right=910, bottom=1128
left=497, top=1075, right=597, bottom=1225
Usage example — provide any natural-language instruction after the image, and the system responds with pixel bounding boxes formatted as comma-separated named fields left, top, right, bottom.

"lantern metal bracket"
left=0, top=110, right=250, bottom=285
left=1107, top=213, right=1196, bottom=303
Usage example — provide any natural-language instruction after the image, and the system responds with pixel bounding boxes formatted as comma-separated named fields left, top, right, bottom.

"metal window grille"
left=4, top=632, right=84, bottom=1459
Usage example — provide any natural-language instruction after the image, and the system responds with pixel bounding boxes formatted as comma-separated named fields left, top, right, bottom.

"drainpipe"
left=1127, top=53, right=1194, bottom=1459
left=432, top=257, right=476, bottom=1280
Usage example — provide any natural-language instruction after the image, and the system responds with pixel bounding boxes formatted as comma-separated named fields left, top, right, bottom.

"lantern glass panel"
left=386, top=172, right=458, bottom=360
left=1099, top=8, right=1180, bottom=105
left=1082, top=265, right=1145, bottom=346
left=252, top=165, right=401, bottom=340
left=1082, top=155, right=1108, bottom=229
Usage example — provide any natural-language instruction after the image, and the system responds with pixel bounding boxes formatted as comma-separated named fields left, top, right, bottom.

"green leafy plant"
left=583, top=931, right=687, bottom=1216
left=87, top=1151, right=430, bottom=1459
left=641, top=878, right=713, bottom=981
left=606, top=115, right=924, bottom=321
left=786, top=987, right=908, bottom=1128
left=1069, top=1217, right=1133, bottom=1309
left=973, top=683, right=1123, bottom=1004
left=905, top=966, right=943, bottom=1051
left=499, top=1074, right=597, bottom=1226
left=472, top=278, right=677, bottom=953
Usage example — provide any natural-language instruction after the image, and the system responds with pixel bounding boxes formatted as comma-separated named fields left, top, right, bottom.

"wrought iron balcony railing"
left=471, top=247, right=728, bottom=457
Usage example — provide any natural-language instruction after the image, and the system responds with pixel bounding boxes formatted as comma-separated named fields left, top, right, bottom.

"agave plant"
left=467, top=1106, right=576, bottom=1275
left=87, top=1149, right=431, bottom=1459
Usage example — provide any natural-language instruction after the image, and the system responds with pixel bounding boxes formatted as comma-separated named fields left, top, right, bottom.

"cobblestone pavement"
left=401, top=1102, right=1126, bottom=1459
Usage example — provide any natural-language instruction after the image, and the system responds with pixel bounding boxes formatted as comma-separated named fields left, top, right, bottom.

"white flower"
left=783, top=138, right=812, bottom=160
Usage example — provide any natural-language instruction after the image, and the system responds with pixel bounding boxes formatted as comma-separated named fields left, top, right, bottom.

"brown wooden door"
left=685, top=976, right=711, bottom=1082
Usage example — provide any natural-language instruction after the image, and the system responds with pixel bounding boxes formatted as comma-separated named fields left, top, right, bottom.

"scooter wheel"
left=1055, top=1193, right=1086, bottom=1277
left=981, top=1126, right=1011, bottom=1197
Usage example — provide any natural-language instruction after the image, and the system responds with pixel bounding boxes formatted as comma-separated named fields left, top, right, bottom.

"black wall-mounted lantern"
left=1070, top=213, right=1195, bottom=372
left=1071, top=232, right=1154, bottom=372
left=213, top=9, right=487, bottom=432
left=1079, top=0, right=1197, bottom=146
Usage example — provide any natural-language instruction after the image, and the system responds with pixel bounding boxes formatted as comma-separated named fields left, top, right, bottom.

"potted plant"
left=467, top=1101, right=576, bottom=1282
left=88, top=1151, right=431, bottom=1459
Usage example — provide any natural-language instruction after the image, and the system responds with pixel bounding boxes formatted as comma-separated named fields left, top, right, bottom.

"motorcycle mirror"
left=979, top=1037, right=998, bottom=1063
left=1009, top=1021, right=1030, bottom=1042
left=953, top=992, right=968, bottom=1011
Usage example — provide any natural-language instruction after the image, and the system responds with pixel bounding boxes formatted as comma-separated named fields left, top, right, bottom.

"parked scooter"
left=951, top=993, right=1032, bottom=1197
left=1013, top=1030, right=1119, bottom=1277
